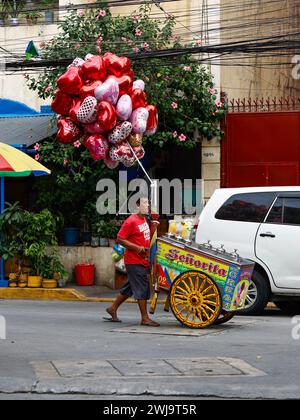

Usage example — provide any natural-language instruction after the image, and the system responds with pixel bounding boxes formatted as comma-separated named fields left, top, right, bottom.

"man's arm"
left=117, top=236, right=146, bottom=254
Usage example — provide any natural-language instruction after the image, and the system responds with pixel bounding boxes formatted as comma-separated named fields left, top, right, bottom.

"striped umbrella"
left=0, top=142, right=51, bottom=284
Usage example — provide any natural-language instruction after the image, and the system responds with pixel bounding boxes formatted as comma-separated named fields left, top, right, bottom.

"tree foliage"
left=27, top=3, right=227, bottom=149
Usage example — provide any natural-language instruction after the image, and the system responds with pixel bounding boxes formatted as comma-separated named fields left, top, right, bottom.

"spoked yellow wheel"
left=170, top=271, right=221, bottom=329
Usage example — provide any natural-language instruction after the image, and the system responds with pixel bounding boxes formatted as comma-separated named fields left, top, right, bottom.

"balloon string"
left=126, top=141, right=154, bottom=186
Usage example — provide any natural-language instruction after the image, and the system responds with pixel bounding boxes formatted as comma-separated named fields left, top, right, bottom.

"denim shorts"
left=120, top=264, right=150, bottom=300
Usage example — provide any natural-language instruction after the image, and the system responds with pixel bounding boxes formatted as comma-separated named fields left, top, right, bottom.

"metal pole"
left=0, top=177, right=4, bottom=281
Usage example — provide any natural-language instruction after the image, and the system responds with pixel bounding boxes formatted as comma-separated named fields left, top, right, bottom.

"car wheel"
left=275, top=301, right=300, bottom=315
left=238, top=270, right=270, bottom=315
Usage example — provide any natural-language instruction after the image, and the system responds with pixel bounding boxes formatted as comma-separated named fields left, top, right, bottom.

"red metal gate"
left=221, top=99, right=300, bottom=187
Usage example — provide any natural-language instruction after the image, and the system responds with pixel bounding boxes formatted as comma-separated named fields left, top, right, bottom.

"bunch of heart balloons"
left=51, top=52, right=158, bottom=169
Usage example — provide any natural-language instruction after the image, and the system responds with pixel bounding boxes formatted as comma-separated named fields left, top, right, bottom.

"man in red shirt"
left=105, top=197, right=160, bottom=327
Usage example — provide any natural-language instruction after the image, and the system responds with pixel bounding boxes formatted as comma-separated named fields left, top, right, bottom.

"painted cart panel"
left=156, top=238, right=254, bottom=312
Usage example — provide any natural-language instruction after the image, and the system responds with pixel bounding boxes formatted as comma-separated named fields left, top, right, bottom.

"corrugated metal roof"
left=0, top=114, right=57, bottom=146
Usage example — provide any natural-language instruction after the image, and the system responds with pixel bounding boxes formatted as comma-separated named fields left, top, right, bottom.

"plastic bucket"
left=75, top=264, right=95, bottom=286
left=63, top=228, right=80, bottom=245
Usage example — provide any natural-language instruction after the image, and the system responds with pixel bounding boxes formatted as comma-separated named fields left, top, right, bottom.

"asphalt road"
left=0, top=299, right=299, bottom=400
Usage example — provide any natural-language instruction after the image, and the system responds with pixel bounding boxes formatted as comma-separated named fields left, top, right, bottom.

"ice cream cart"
left=149, top=233, right=255, bottom=329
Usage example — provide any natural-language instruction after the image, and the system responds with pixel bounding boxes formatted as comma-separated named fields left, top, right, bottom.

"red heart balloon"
left=97, top=101, right=117, bottom=132
left=131, top=88, right=148, bottom=110
left=51, top=90, right=73, bottom=116
left=132, top=145, right=145, bottom=160
left=104, top=155, right=119, bottom=169
left=69, top=98, right=82, bottom=124
left=57, top=67, right=84, bottom=95
left=146, top=104, right=158, bottom=131
left=79, top=81, right=102, bottom=99
left=81, top=56, right=107, bottom=81
left=103, top=53, right=131, bottom=77
left=108, top=74, right=133, bottom=96
left=83, top=134, right=109, bottom=161
left=57, top=117, right=82, bottom=144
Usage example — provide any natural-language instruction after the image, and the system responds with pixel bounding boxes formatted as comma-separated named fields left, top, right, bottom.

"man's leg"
left=106, top=293, right=129, bottom=321
left=138, top=299, right=160, bottom=326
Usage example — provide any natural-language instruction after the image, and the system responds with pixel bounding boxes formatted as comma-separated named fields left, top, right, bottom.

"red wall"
left=221, top=111, right=300, bottom=187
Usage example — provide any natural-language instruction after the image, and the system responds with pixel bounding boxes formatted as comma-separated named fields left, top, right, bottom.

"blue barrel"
left=63, top=228, right=80, bottom=245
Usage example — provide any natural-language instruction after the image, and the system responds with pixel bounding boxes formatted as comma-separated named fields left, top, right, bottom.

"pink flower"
left=77, top=9, right=85, bottom=17
left=209, top=88, right=217, bottom=95
left=172, top=35, right=179, bottom=42
left=143, top=42, right=150, bottom=49
left=131, top=15, right=138, bottom=21
left=173, top=131, right=178, bottom=138
left=184, top=66, right=191, bottom=72
left=179, top=134, right=187, bottom=142
left=39, top=42, right=45, bottom=49
left=34, top=154, right=40, bottom=161
left=73, top=141, right=81, bottom=148
left=98, top=10, right=106, bottom=17
left=34, top=143, right=40, bottom=151
left=96, top=36, right=103, bottom=45
left=45, top=87, right=51, bottom=93
left=196, top=40, right=203, bottom=46
left=171, top=102, right=178, bottom=109
left=132, top=47, right=139, bottom=53
left=74, top=43, right=81, bottom=49
left=63, top=159, right=68, bottom=166
left=135, top=28, right=142, bottom=37
left=215, top=100, right=222, bottom=107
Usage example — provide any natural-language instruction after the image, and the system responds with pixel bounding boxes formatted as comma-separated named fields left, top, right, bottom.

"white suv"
left=196, top=186, right=300, bottom=315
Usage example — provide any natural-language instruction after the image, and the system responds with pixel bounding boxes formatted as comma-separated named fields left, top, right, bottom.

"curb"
left=0, top=287, right=278, bottom=309
left=0, top=287, right=165, bottom=304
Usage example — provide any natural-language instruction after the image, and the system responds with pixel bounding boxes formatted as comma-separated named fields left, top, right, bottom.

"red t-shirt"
left=117, top=214, right=150, bottom=266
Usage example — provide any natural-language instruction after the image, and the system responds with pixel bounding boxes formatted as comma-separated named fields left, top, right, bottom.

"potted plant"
left=6, top=0, right=25, bottom=25
left=22, top=209, right=58, bottom=288
left=0, top=202, right=25, bottom=286
left=40, top=0, right=55, bottom=24
left=106, top=222, right=119, bottom=247
left=42, top=248, right=66, bottom=288
left=23, top=10, right=42, bottom=25
left=0, top=1, right=9, bottom=25
left=92, top=220, right=109, bottom=247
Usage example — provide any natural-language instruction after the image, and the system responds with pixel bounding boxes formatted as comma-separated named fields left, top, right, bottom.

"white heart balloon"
left=94, top=78, right=119, bottom=105
left=133, top=79, right=145, bottom=91
left=130, top=107, right=149, bottom=134
left=116, top=95, right=133, bottom=121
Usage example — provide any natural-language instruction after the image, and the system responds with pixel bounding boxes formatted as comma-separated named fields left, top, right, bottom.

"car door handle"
left=260, top=232, right=276, bottom=238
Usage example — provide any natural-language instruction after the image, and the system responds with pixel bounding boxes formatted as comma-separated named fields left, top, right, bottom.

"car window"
left=265, top=198, right=283, bottom=224
left=215, top=193, right=276, bottom=223
left=265, top=197, right=300, bottom=225
left=283, top=198, right=300, bottom=225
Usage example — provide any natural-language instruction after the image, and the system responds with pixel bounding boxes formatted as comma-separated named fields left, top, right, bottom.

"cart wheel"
left=214, top=311, right=235, bottom=325
left=149, top=292, right=158, bottom=315
left=170, top=270, right=221, bottom=329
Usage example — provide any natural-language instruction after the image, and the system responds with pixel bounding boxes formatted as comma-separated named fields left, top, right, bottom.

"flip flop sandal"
left=102, top=316, right=122, bottom=323
left=140, top=320, right=160, bottom=327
